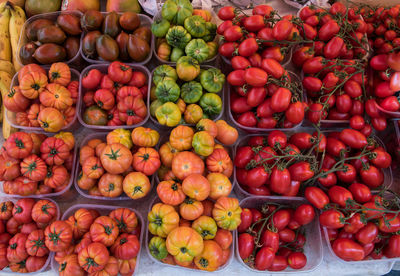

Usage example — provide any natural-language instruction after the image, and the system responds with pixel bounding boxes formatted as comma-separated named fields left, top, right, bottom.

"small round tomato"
left=287, top=252, right=307, bottom=269
left=293, top=204, right=315, bottom=225
left=319, top=210, right=345, bottom=229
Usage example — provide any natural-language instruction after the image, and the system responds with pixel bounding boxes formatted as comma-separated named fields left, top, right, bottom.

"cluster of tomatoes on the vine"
left=238, top=202, right=315, bottom=271
left=0, top=198, right=58, bottom=273
left=0, top=131, right=75, bottom=196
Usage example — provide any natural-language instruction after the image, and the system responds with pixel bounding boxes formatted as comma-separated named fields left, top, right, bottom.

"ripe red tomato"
left=246, top=167, right=269, bottom=188
left=244, top=68, right=268, bottom=87
left=234, top=146, right=253, bottom=169
left=247, top=87, right=266, bottom=107
left=231, top=96, right=252, bottom=114
left=244, top=15, right=265, bottom=32
left=227, top=70, right=245, bottom=86
left=261, top=58, right=284, bottom=79
left=349, top=115, right=365, bottom=130
left=270, top=88, right=291, bottom=112
left=269, top=167, right=290, bottom=195
left=318, top=169, right=337, bottom=187
left=318, top=20, right=340, bottom=41
left=272, top=19, right=293, bottom=41
left=307, top=103, right=327, bottom=123
left=369, top=148, right=392, bottom=169
left=344, top=213, right=366, bottom=234
left=261, top=230, right=279, bottom=253
left=254, top=247, right=275, bottom=271
left=348, top=183, right=372, bottom=203
left=380, top=96, right=400, bottom=112
left=272, top=209, right=291, bottom=231
left=231, top=56, right=251, bottom=70
left=82, top=69, right=102, bottom=90
left=288, top=161, right=314, bottom=182
left=256, top=98, right=274, bottom=118
left=224, top=26, right=243, bottom=42
left=355, top=222, right=378, bottom=245
left=218, top=6, right=235, bottom=20
left=239, top=38, right=259, bottom=57
left=253, top=5, right=273, bottom=16
left=384, top=235, right=400, bottom=258
left=336, top=163, right=357, bottom=183
left=237, top=112, right=257, bottom=127
left=324, top=36, right=344, bottom=59
left=285, top=102, right=304, bottom=125
left=305, top=187, right=329, bottom=209
left=287, top=252, right=307, bottom=269
left=268, top=255, right=288, bottom=271
left=293, top=46, right=314, bottom=67
left=339, top=129, right=367, bottom=149
left=328, top=186, right=353, bottom=207
left=360, top=165, right=384, bottom=188
left=302, top=57, right=324, bottom=74
left=238, top=233, right=254, bottom=259
left=219, top=42, right=238, bottom=57
left=319, top=209, right=345, bottom=229
left=238, top=208, right=253, bottom=233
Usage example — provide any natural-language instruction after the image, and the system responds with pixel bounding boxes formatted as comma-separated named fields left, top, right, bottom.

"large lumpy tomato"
left=44, top=221, right=73, bottom=252
left=166, top=226, right=204, bottom=263
left=78, top=242, right=110, bottom=273
left=109, top=208, right=138, bottom=233
left=58, top=254, right=85, bottom=276
left=90, top=216, right=119, bottom=247
left=66, top=208, right=95, bottom=239
left=132, top=147, right=161, bottom=176
left=172, top=151, right=205, bottom=180
left=122, top=172, right=151, bottom=200
left=148, top=203, right=179, bottom=238
left=110, top=233, right=140, bottom=260
left=194, top=240, right=223, bottom=271
left=100, top=143, right=132, bottom=174
left=5, top=132, right=33, bottom=159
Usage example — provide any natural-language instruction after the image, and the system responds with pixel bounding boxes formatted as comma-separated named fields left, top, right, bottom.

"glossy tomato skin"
left=234, top=146, right=253, bottom=169
left=384, top=235, right=400, bottom=258
left=355, top=222, right=378, bottom=245
left=332, top=238, right=365, bottom=261
left=287, top=252, right=307, bottom=269
left=269, top=167, right=290, bottom=195
left=319, top=209, right=345, bottom=229
left=293, top=204, right=315, bottom=225
left=261, top=230, right=279, bottom=253
left=255, top=247, right=275, bottom=270
left=272, top=209, right=291, bottom=231
left=246, top=167, right=269, bottom=188
left=348, top=183, right=372, bottom=203
left=344, top=213, right=366, bottom=234
left=238, top=233, right=254, bottom=259
left=328, top=186, right=353, bottom=207
left=237, top=112, right=257, bottom=127
left=218, top=6, right=235, bottom=20
left=238, top=208, right=253, bottom=233
left=268, top=255, right=288, bottom=271
left=305, top=187, right=329, bottom=209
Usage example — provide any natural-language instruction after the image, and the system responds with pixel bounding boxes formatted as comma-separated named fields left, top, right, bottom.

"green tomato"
left=161, top=0, right=193, bottom=25
left=185, top=39, right=209, bottom=63
left=166, top=26, right=192, bottom=49
left=200, top=68, right=225, bottom=93
left=181, top=81, right=203, bottom=104
left=184, top=15, right=206, bottom=38
left=149, top=237, right=168, bottom=260
left=202, top=113, right=209, bottom=119
left=207, top=42, right=218, bottom=59
left=153, top=65, right=178, bottom=86
left=176, top=55, right=200, bottom=81
left=200, top=93, right=222, bottom=115
left=151, top=19, right=170, bottom=38
left=155, top=80, right=180, bottom=103
left=150, top=99, right=163, bottom=117
left=170, top=47, right=184, bottom=62
left=192, top=131, right=215, bottom=156
left=156, top=102, right=182, bottom=126
left=202, top=22, right=217, bottom=42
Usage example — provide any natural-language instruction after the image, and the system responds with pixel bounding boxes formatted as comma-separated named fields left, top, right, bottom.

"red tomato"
left=380, top=96, right=400, bottom=112
left=244, top=68, right=268, bottom=87
left=244, top=15, right=265, bottom=32
left=320, top=210, right=345, bottom=229
left=238, top=208, right=253, bottom=233
left=287, top=252, right=307, bottom=269
left=289, top=132, right=312, bottom=149
left=261, top=230, right=279, bottom=253
left=257, top=98, right=274, bottom=118
left=344, top=80, right=362, bottom=98
left=108, top=61, right=132, bottom=84
left=231, top=96, right=252, bottom=114
left=299, top=6, right=315, bottom=20
left=218, top=6, right=235, bottom=20
left=246, top=167, right=269, bottom=188
left=237, top=112, right=257, bottom=127
left=390, top=72, right=400, bottom=91
left=267, top=130, right=287, bottom=148
left=227, top=70, right=245, bottom=86
left=285, top=102, right=304, bottom=125
left=238, top=233, right=254, bottom=259
left=82, top=69, right=102, bottom=90
left=328, top=186, right=353, bottom=207
left=324, top=36, right=344, bottom=59
left=268, top=255, right=288, bottom=271
left=253, top=5, right=273, bottom=17
left=257, top=27, right=274, bottom=47
left=224, top=26, right=243, bottom=42
left=247, top=87, right=266, bottom=107
left=349, top=115, right=365, bottom=130
left=305, top=187, right=329, bottom=209
left=293, top=204, right=315, bottom=226
left=355, top=222, right=378, bottom=245
left=272, top=19, right=293, bottom=41
left=339, top=129, right=367, bottom=149
left=387, top=52, right=400, bottom=71
left=250, top=208, right=263, bottom=224
left=272, top=209, right=291, bottom=231
left=318, top=169, right=337, bottom=187
left=302, top=56, right=325, bottom=74
left=375, top=81, right=394, bottom=98
left=335, top=94, right=352, bottom=113
left=255, top=247, right=275, bottom=270
left=231, top=56, right=250, bottom=70
left=261, top=58, right=284, bottom=79
left=302, top=23, right=317, bottom=40
left=219, top=42, right=238, bottom=57
left=246, top=185, right=271, bottom=196
left=365, top=99, right=381, bottom=118
left=336, top=163, right=357, bottom=183
left=303, top=76, right=322, bottom=96
left=269, top=167, right=290, bottom=195
left=239, top=38, right=259, bottom=57
left=360, top=165, right=384, bottom=188
left=333, top=238, right=365, bottom=261
left=318, top=20, right=340, bottom=41
left=288, top=161, right=314, bottom=182
left=378, top=214, right=400, bottom=233
left=217, top=20, right=233, bottom=35
left=348, top=183, right=372, bottom=203
left=248, top=53, right=262, bottom=67
left=371, top=117, right=387, bottom=131
left=384, top=235, right=400, bottom=258
left=293, top=46, right=314, bottom=67
left=278, top=228, right=295, bottom=243
left=326, top=137, right=347, bottom=157
left=369, top=148, right=392, bottom=169
left=344, top=213, right=366, bottom=234
left=270, top=88, right=291, bottom=112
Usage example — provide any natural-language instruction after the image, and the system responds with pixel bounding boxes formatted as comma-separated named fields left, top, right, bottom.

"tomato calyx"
left=199, top=257, right=209, bottom=268
left=83, top=257, right=100, bottom=270
left=105, top=148, right=121, bottom=161
left=14, top=138, right=25, bottom=149
left=103, top=225, right=114, bottom=235
left=9, top=242, right=17, bottom=249
left=41, top=204, right=51, bottom=215
left=132, top=185, right=144, bottom=195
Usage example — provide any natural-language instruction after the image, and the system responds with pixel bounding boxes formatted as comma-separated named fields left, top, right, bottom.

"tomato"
left=227, top=70, right=245, bottom=86
left=288, top=161, right=314, bottom=182
left=194, top=240, right=222, bottom=271
left=13, top=198, right=35, bottom=224
left=218, top=6, right=235, bottom=20
left=272, top=19, right=293, bottom=41
left=166, top=226, right=204, bottom=263
left=82, top=68, right=102, bottom=90
left=247, top=87, right=266, bottom=107
left=328, top=186, right=353, bottom=207
left=261, top=230, right=279, bottom=253
left=360, top=164, right=384, bottom=188
left=217, top=20, right=233, bottom=35
left=348, top=183, right=371, bottom=203
left=270, top=88, right=291, bottom=112
left=380, top=96, right=400, bottom=112
left=110, top=233, right=140, bottom=260
left=332, top=238, right=365, bottom=261
left=246, top=166, right=269, bottom=188
left=387, top=52, right=400, bottom=71
left=324, top=36, right=344, bottom=59
left=355, top=222, right=378, bottom=245
left=5, top=132, right=33, bottom=159
left=307, top=103, right=327, bottom=123
left=234, top=146, right=253, bottom=169
left=244, top=67, right=268, bottom=87
left=237, top=111, right=257, bottom=127
left=390, top=71, right=400, bottom=91
left=109, top=208, right=138, bottom=233
left=7, top=233, right=28, bottom=263
left=90, top=216, right=119, bottom=247
left=302, top=23, right=317, bottom=40
left=44, top=221, right=73, bottom=252
left=224, top=26, right=243, bottom=42
left=255, top=247, right=275, bottom=270
left=108, top=61, right=132, bottom=84
left=369, top=148, right=391, bottom=169
left=268, top=255, right=288, bottom=271
left=293, top=204, right=315, bottom=226
left=256, top=99, right=274, bottom=118
left=343, top=213, right=366, bottom=234
left=231, top=56, right=250, bottom=70
left=319, top=210, right=345, bottom=229
left=318, top=20, right=340, bottom=41
left=318, top=169, right=337, bottom=187
left=219, top=42, right=238, bottom=57
left=384, top=235, right=400, bottom=258
left=305, top=187, right=329, bottom=209
left=287, top=252, right=307, bottom=269
left=239, top=38, right=258, bottom=57
left=32, top=199, right=57, bottom=224
left=272, top=209, right=291, bottom=231
left=253, top=5, right=273, bottom=16
left=349, top=115, right=365, bottom=130
left=238, top=233, right=254, bottom=259
left=78, top=242, right=109, bottom=273
left=269, top=167, right=290, bottom=195
left=285, top=101, right=304, bottom=124
left=371, top=117, right=387, bottom=131
left=25, top=229, right=48, bottom=257
left=213, top=229, right=232, bottom=250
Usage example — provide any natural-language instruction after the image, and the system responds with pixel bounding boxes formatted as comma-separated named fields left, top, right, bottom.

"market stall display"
left=0, top=0, right=399, bottom=275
